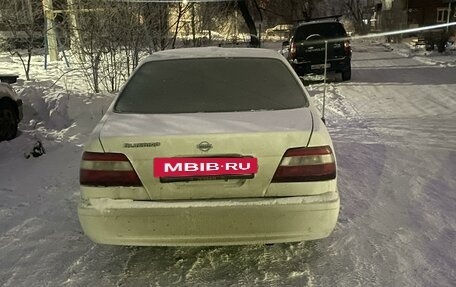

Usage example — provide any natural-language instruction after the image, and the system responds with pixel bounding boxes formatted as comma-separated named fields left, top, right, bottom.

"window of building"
left=437, top=8, right=449, bottom=23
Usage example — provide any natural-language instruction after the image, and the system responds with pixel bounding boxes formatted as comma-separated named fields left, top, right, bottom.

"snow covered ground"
left=381, top=37, right=456, bottom=67
left=0, top=41, right=455, bottom=286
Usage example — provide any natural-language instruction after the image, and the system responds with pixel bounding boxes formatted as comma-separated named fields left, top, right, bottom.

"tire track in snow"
left=90, top=243, right=319, bottom=286
left=324, top=82, right=456, bottom=286
left=307, top=81, right=382, bottom=145
left=0, top=217, right=47, bottom=286
left=59, top=244, right=97, bottom=286
left=115, top=247, right=140, bottom=287
left=302, top=43, right=456, bottom=286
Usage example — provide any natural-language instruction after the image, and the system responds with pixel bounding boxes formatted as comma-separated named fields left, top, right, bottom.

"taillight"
left=272, top=146, right=336, bottom=182
left=344, top=40, right=351, bottom=54
left=290, top=42, right=297, bottom=59
left=80, top=152, right=142, bottom=186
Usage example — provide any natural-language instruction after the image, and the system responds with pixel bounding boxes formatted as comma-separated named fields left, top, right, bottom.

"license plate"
left=154, top=157, right=258, bottom=178
left=311, top=63, right=330, bottom=70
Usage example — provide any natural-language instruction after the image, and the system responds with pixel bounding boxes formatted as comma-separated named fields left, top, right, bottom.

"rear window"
left=294, top=22, right=346, bottom=41
left=114, top=57, right=307, bottom=114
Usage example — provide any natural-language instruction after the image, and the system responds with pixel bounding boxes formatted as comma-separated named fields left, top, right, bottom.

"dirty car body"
left=78, top=48, right=340, bottom=246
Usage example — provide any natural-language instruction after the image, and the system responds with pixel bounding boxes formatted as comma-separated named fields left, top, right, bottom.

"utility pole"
left=42, top=0, right=59, bottom=61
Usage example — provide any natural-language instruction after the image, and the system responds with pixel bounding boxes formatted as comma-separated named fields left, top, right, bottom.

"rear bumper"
left=291, top=58, right=350, bottom=76
left=78, top=191, right=340, bottom=246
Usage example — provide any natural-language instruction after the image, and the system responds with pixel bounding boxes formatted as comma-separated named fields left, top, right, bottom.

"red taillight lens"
left=272, top=146, right=336, bottom=182
left=80, top=152, right=142, bottom=186
left=344, top=40, right=351, bottom=54
left=290, top=42, right=297, bottom=59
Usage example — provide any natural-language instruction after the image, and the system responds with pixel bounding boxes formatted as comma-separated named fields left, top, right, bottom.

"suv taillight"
left=80, top=152, right=142, bottom=186
left=290, top=42, right=297, bottom=59
left=344, top=40, right=351, bottom=54
left=272, top=146, right=336, bottom=182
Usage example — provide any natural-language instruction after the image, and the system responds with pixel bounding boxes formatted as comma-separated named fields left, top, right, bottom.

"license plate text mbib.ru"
left=154, top=157, right=258, bottom=177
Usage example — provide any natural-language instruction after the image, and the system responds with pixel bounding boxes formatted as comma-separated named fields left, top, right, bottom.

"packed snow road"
left=0, top=41, right=455, bottom=286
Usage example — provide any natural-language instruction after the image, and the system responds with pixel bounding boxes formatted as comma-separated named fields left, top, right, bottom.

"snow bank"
left=19, top=85, right=70, bottom=130
left=13, top=82, right=113, bottom=145
left=0, top=51, right=114, bottom=160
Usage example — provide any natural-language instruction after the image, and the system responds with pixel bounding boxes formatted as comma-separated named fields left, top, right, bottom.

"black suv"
left=283, top=17, right=352, bottom=81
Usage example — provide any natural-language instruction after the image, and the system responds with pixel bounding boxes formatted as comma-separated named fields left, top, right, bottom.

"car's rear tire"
left=0, top=100, right=18, bottom=141
left=341, top=67, right=351, bottom=81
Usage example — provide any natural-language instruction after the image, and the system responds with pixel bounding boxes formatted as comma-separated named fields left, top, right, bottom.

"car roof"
left=296, top=19, right=343, bottom=28
left=142, top=47, right=283, bottom=62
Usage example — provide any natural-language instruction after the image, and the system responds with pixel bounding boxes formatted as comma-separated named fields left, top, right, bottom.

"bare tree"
left=344, top=0, right=368, bottom=34
left=0, top=0, right=45, bottom=80
left=259, top=0, right=316, bottom=23
left=177, top=2, right=234, bottom=47
left=64, top=0, right=262, bottom=93
left=171, top=3, right=191, bottom=49
left=237, top=0, right=259, bottom=46
left=69, top=0, right=191, bottom=92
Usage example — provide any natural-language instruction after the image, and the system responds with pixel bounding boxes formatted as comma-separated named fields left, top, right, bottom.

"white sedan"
left=78, top=47, right=339, bottom=246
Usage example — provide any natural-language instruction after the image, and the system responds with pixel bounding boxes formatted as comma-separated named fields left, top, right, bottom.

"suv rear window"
left=114, top=58, right=308, bottom=114
left=294, top=22, right=346, bottom=41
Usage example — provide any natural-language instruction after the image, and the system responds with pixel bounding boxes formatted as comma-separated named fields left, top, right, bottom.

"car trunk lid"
left=98, top=109, right=313, bottom=200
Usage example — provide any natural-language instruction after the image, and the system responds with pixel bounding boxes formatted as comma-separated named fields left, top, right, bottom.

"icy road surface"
left=1, top=41, right=455, bottom=286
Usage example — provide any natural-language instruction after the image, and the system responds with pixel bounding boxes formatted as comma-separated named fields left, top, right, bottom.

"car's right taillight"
left=80, top=152, right=142, bottom=186
left=344, top=40, right=351, bottom=54
left=272, top=146, right=336, bottom=182
left=290, top=41, right=297, bottom=59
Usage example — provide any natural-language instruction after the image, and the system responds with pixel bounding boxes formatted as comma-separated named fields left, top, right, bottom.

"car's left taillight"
left=272, top=146, right=336, bottom=182
left=80, top=152, right=142, bottom=186
left=290, top=41, right=297, bottom=59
